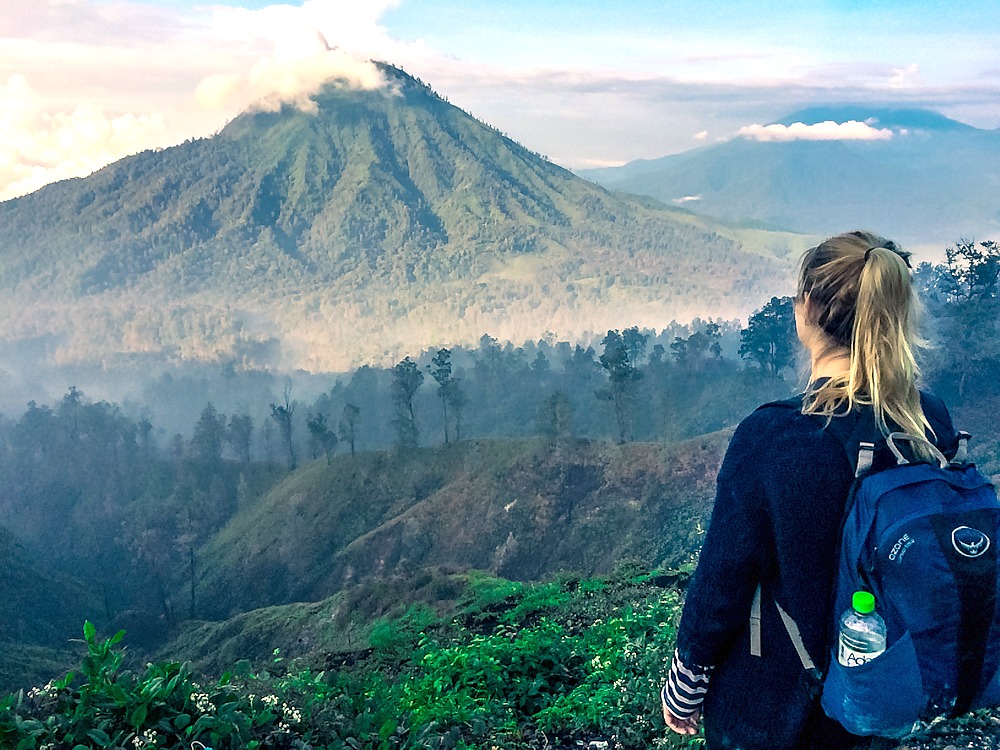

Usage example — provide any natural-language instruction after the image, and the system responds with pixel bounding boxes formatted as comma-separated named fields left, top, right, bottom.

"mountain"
left=192, top=434, right=727, bottom=619
left=0, top=64, right=806, bottom=373
left=579, top=107, right=1000, bottom=247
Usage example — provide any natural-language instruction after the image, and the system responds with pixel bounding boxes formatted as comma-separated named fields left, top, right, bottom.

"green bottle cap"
left=853, top=591, right=875, bottom=614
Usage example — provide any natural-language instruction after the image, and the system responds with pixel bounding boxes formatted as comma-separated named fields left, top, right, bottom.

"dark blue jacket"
left=675, top=391, right=957, bottom=750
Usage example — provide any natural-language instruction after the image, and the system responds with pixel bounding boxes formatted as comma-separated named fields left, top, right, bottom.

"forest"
left=0, top=237, right=998, bottom=749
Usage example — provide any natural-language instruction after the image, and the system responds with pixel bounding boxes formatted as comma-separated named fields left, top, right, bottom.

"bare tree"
left=270, top=380, right=296, bottom=470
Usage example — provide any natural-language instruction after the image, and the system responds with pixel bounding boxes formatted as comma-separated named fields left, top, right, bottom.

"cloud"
left=1, top=0, right=191, bottom=47
left=693, top=130, right=709, bottom=140
left=0, top=0, right=405, bottom=199
left=1, top=0, right=998, bottom=197
left=195, top=46, right=387, bottom=115
left=672, top=195, right=702, bottom=204
left=0, top=75, right=167, bottom=201
left=737, top=120, right=894, bottom=142
left=574, top=158, right=628, bottom=168
left=194, top=0, right=399, bottom=113
left=208, top=0, right=402, bottom=58
left=890, top=63, right=920, bottom=89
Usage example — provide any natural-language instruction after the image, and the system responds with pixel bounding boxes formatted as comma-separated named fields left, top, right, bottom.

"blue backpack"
left=754, top=412, right=1000, bottom=738
left=816, top=428, right=1000, bottom=737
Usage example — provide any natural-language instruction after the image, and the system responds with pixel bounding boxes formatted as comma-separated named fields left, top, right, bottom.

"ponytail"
left=799, top=231, right=935, bottom=459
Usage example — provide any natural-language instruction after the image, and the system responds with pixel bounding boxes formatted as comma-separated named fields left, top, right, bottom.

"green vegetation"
left=0, top=237, right=998, bottom=748
left=2, top=235, right=998, bottom=687
left=2, top=570, right=702, bottom=750
left=189, top=432, right=728, bottom=619
left=0, top=63, right=805, bottom=372
left=5, top=569, right=997, bottom=749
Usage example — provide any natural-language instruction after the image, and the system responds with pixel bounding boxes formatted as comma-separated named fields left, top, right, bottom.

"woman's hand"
left=662, top=703, right=701, bottom=736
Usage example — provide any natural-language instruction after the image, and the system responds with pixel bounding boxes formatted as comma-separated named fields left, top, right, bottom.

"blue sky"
left=1, top=0, right=998, bottom=199
left=386, top=0, right=997, bottom=69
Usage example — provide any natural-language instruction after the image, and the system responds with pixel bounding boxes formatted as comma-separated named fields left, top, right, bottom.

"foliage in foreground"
left=1, top=570, right=706, bottom=750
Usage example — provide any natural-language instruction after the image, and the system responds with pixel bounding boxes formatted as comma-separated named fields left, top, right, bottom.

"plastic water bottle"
left=837, top=591, right=887, bottom=667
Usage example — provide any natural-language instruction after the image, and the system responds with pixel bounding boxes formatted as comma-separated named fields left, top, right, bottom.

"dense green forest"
left=1, top=238, right=998, bottom=748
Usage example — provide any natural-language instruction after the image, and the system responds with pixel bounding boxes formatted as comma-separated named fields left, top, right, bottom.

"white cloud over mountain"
left=736, top=120, right=894, bottom=142
left=0, top=0, right=405, bottom=200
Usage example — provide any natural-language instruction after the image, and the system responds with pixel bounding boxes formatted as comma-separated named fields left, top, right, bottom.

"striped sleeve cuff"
left=661, top=648, right=712, bottom=720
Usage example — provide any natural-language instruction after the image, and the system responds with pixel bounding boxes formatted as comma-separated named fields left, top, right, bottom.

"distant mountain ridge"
left=0, top=63, right=805, bottom=372
left=579, top=107, right=1000, bottom=246
left=774, top=106, right=977, bottom=132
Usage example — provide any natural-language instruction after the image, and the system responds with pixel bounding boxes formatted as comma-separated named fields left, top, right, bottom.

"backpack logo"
left=951, top=526, right=991, bottom=558
left=887, top=533, right=915, bottom=562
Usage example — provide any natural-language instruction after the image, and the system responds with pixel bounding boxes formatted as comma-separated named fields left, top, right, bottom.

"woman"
left=660, top=231, right=958, bottom=749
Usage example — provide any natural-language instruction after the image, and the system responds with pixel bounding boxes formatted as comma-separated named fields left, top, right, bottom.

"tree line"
left=0, top=237, right=996, bottom=645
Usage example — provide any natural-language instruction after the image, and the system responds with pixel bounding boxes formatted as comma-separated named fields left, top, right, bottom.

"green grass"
left=2, top=568, right=700, bottom=750
left=191, top=435, right=727, bottom=622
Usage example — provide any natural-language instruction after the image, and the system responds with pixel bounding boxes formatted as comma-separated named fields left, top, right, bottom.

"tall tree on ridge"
left=391, top=357, right=424, bottom=449
left=339, top=402, right=361, bottom=456
left=191, top=402, right=225, bottom=466
left=596, top=329, right=643, bottom=444
left=226, top=412, right=253, bottom=465
left=307, top=412, right=339, bottom=465
left=739, top=296, right=796, bottom=378
left=428, top=348, right=463, bottom=444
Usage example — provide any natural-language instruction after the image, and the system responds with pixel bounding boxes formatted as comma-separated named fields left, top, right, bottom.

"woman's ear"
left=794, top=294, right=815, bottom=347
left=798, top=293, right=816, bottom=324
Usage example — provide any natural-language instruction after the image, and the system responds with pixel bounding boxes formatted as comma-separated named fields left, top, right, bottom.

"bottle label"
left=838, top=637, right=884, bottom=667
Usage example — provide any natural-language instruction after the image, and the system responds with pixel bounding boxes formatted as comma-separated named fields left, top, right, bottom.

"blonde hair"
left=797, top=230, right=934, bottom=455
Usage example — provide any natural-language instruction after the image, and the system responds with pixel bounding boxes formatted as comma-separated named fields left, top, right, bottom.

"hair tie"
left=864, top=242, right=912, bottom=268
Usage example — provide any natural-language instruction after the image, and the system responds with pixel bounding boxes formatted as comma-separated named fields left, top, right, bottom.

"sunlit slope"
left=0, top=64, right=804, bottom=370
left=194, top=434, right=729, bottom=619
left=580, top=107, right=1000, bottom=245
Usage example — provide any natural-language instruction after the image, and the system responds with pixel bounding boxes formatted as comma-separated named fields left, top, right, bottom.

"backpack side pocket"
left=821, top=630, right=925, bottom=738
left=974, top=663, right=1000, bottom=710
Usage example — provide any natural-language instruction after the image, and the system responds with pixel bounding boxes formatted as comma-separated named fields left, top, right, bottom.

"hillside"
left=0, top=63, right=806, bottom=372
left=579, top=107, right=1000, bottom=246
left=193, top=433, right=728, bottom=619
left=0, top=526, right=100, bottom=647
left=0, top=527, right=99, bottom=689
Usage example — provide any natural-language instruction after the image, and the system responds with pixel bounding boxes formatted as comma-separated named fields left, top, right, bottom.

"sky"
left=1, top=0, right=999, bottom=201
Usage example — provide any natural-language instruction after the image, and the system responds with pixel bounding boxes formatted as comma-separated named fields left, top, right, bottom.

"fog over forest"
left=3, top=0, right=1000, bottom=745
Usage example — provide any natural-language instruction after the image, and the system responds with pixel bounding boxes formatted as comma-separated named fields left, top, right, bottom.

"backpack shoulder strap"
left=823, top=412, right=880, bottom=478
left=750, top=584, right=819, bottom=673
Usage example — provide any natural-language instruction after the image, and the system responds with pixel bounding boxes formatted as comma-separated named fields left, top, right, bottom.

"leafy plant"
left=1, top=574, right=713, bottom=749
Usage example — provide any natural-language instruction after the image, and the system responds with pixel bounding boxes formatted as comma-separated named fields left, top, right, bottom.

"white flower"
left=190, top=692, right=215, bottom=713
left=133, top=728, right=158, bottom=748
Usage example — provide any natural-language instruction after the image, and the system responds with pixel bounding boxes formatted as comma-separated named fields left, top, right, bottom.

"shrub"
left=3, top=572, right=701, bottom=749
